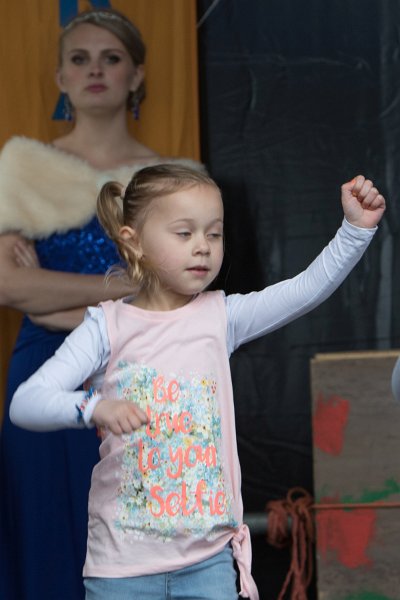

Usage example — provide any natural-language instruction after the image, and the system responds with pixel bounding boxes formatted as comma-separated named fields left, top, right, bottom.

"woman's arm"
left=0, top=233, right=133, bottom=314
left=13, top=241, right=87, bottom=330
left=11, top=236, right=123, bottom=329
left=28, top=307, right=87, bottom=331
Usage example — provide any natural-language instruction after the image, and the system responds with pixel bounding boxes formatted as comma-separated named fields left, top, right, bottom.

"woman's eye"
left=70, top=54, right=85, bottom=65
left=208, top=233, right=223, bottom=239
left=177, top=232, right=191, bottom=238
left=106, top=54, right=121, bottom=64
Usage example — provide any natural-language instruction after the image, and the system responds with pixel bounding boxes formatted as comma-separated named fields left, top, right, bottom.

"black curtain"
left=197, top=1, right=400, bottom=597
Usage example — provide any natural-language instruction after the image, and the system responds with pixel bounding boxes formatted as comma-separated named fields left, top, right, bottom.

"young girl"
left=10, top=165, right=385, bottom=600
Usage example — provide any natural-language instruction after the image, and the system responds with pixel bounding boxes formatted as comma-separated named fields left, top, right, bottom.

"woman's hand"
left=14, top=238, right=40, bottom=268
left=341, top=175, right=386, bottom=229
left=92, top=399, right=148, bottom=435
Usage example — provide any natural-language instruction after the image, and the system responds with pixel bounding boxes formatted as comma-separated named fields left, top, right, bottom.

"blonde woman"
left=0, top=9, right=202, bottom=600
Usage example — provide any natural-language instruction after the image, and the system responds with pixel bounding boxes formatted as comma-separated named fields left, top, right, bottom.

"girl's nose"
left=194, top=236, right=211, bottom=255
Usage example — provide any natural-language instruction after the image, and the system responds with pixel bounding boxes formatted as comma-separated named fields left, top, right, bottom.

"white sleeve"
left=226, top=218, right=376, bottom=355
left=391, top=357, right=400, bottom=402
left=9, top=307, right=110, bottom=432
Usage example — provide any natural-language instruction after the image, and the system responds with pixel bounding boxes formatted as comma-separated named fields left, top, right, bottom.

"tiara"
left=64, top=10, right=140, bottom=37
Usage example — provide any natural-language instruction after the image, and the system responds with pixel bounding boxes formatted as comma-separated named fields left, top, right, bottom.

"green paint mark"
left=342, top=478, right=400, bottom=505
left=342, top=592, right=394, bottom=600
left=316, top=483, right=330, bottom=501
left=317, top=478, right=400, bottom=506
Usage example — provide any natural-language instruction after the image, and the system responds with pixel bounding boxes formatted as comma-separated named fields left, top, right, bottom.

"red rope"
left=265, top=487, right=315, bottom=600
left=265, top=490, right=400, bottom=599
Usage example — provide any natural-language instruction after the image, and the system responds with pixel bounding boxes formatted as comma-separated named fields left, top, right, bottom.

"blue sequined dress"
left=0, top=218, right=120, bottom=600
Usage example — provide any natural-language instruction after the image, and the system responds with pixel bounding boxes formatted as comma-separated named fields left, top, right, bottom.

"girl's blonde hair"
left=97, top=163, right=220, bottom=291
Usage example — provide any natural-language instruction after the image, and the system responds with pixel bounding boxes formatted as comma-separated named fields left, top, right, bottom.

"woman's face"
left=57, top=23, right=144, bottom=115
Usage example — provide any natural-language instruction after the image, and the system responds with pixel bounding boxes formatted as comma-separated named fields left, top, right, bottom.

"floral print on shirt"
left=112, top=360, right=237, bottom=541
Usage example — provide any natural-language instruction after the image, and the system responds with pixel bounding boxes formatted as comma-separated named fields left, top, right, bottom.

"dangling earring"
left=131, top=91, right=140, bottom=121
left=63, top=93, right=73, bottom=122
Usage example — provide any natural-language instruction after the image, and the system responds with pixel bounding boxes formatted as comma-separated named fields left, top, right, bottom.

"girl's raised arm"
left=226, top=176, right=385, bottom=354
left=226, top=219, right=375, bottom=354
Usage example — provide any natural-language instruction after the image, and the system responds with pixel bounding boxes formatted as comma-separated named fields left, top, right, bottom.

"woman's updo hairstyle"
left=97, top=163, right=220, bottom=292
left=59, top=8, right=146, bottom=110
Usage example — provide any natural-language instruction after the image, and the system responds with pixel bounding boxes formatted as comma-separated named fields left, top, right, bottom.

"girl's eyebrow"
left=169, top=218, right=223, bottom=225
left=167, top=219, right=224, bottom=230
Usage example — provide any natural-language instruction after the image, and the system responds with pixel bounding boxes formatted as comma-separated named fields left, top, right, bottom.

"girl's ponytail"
left=97, top=181, right=124, bottom=243
left=97, top=180, right=152, bottom=290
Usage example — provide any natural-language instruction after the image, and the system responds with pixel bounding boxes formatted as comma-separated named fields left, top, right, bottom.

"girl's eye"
left=208, top=233, right=223, bottom=239
left=177, top=232, right=191, bottom=238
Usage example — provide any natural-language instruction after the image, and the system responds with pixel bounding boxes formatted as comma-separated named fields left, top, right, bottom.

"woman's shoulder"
left=0, top=136, right=103, bottom=237
left=0, top=135, right=96, bottom=175
left=2, top=135, right=44, bottom=152
left=0, top=136, right=206, bottom=237
left=1, top=136, right=50, bottom=163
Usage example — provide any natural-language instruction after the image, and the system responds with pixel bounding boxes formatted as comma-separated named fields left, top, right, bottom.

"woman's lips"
left=86, top=84, right=107, bottom=93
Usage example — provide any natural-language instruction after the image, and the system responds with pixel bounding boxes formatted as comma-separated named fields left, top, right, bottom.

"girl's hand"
left=341, top=175, right=386, bottom=229
left=14, top=238, right=40, bottom=268
left=92, top=399, right=148, bottom=435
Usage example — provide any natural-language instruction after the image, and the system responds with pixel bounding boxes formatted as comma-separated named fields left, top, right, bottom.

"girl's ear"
left=120, top=226, right=142, bottom=255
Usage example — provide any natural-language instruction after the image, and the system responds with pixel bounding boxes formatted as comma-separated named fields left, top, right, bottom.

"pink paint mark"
left=316, top=498, right=376, bottom=569
left=313, top=393, right=350, bottom=455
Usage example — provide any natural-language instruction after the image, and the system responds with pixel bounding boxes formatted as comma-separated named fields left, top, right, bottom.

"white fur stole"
left=0, top=136, right=204, bottom=238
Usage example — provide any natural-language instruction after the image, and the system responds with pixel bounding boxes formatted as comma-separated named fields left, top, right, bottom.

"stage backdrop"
left=0, top=0, right=200, bottom=418
left=197, top=0, right=400, bottom=596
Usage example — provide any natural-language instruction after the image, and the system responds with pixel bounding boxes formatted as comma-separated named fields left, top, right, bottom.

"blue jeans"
left=84, top=544, right=238, bottom=599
